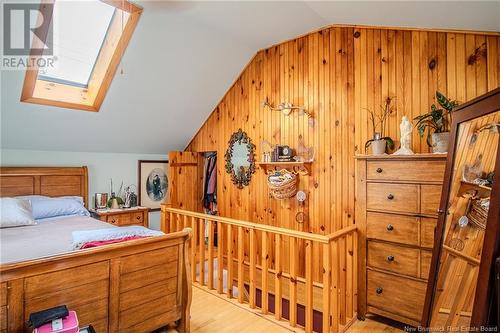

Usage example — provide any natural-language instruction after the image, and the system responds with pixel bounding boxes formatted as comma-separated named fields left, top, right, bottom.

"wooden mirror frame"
left=224, top=128, right=256, bottom=189
left=422, top=87, right=500, bottom=329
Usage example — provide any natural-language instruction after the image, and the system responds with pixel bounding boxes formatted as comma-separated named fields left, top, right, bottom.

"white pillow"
left=0, top=198, right=36, bottom=228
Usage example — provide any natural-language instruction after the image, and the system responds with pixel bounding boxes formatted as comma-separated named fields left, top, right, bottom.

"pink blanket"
left=80, top=236, right=147, bottom=249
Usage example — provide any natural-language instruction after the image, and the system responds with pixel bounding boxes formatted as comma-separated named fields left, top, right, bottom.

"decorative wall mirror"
left=423, top=88, right=500, bottom=330
left=224, top=129, right=256, bottom=189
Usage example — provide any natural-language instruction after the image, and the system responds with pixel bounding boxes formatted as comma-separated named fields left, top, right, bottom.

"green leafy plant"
left=364, top=96, right=396, bottom=153
left=413, top=91, right=459, bottom=146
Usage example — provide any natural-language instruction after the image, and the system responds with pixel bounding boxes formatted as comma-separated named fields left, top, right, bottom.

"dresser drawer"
left=367, top=183, right=418, bottom=213
left=367, top=241, right=419, bottom=277
left=367, top=212, right=419, bottom=246
left=421, top=185, right=442, bottom=216
left=367, top=270, right=426, bottom=321
left=420, top=250, right=433, bottom=279
left=367, top=160, right=445, bottom=182
left=420, top=218, right=437, bottom=248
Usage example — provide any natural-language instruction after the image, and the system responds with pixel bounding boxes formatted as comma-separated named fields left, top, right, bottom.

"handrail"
left=163, top=206, right=355, bottom=244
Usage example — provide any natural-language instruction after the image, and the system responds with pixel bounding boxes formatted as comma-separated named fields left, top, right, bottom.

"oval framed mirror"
left=224, top=129, right=256, bottom=189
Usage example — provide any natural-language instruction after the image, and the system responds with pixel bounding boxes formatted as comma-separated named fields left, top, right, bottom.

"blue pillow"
left=16, top=196, right=89, bottom=220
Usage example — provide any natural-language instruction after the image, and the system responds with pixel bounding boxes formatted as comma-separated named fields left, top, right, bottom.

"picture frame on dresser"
left=422, top=88, right=500, bottom=330
left=138, top=160, right=169, bottom=211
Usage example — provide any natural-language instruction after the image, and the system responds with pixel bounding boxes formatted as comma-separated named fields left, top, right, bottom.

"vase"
left=431, top=132, right=450, bottom=153
left=371, top=139, right=386, bottom=155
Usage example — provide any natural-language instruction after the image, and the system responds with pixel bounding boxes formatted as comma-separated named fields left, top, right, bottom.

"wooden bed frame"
left=0, top=167, right=192, bottom=333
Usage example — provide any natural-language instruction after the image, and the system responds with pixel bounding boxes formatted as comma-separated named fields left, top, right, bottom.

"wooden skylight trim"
left=20, top=0, right=142, bottom=112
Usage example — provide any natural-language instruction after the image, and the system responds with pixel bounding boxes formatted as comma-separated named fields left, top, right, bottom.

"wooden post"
left=217, top=222, right=224, bottom=294
left=199, top=218, right=205, bottom=286
left=332, top=240, right=339, bottom=333
left=238, top=226, right=244, bottom=303
left=305, top=240, right=313, bottom=333
left=169, top=212, right=174, bottom=232
left=227, top=224, right=233, bottom=298
left=261, top=231, right=268, bottom=314
left=191, top=216, right=197, bottom=283
left=290, top=237, right=297, bottom=327
left=323, top=242, right=332, bottom=333
left=249, top=228, right=256, bottom=309
left=275, top=234, right=282, bottom=320
left=208, top=220, right=214, bottom=289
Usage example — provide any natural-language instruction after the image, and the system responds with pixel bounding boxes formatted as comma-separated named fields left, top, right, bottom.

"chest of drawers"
left=356, top=154, right=446, bottom=326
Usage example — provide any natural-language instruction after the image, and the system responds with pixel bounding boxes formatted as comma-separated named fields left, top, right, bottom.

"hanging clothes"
left=203, top=153, right=217, bottom=214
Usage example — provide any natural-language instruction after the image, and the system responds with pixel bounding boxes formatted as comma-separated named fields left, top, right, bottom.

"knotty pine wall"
left=187, top=26, right=500, bottom=235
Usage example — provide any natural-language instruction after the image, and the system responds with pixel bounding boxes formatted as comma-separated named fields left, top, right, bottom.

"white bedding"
left=0, top=215, right=116, bottom=264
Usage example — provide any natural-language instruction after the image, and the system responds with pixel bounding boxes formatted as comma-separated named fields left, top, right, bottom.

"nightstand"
left=90, top=207, right=149, bottom=227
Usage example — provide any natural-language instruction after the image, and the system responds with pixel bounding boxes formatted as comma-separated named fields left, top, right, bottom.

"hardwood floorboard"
left=165, top=285, right=404, bottom=333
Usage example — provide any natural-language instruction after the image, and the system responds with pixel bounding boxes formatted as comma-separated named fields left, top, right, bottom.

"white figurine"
left=394, top=116, right=414, bottom=155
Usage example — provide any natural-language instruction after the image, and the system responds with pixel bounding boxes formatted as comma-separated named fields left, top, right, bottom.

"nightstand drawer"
left=367, top=241, right=419, bottom=277
left=367, top=270, right=426, bottom=322
left=132, top=212, right=144, bottom=225
left=367, top=183, right=418, bottom=213
left=367, top=212, right=419, bottom=246
left=367, top=160, right=445, bottom=182
left=107, top=214, right=131, bottom=225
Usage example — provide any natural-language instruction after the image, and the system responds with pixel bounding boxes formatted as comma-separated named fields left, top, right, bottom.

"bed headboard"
left=0, top=166, right=89, bottom=208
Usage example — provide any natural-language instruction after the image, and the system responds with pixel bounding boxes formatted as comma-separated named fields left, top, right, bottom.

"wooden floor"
left=166, top=285, right=404, bottom=333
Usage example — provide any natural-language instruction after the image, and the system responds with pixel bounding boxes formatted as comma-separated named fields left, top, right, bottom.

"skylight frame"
left=21, top=0, right=142, bottom=112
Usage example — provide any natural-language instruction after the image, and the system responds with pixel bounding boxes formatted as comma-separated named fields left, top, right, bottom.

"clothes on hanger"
left=203, top=153, right=217, bottom=214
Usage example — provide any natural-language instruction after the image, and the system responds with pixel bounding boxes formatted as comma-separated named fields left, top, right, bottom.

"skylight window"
left=21, top=0, right=142, bottom=111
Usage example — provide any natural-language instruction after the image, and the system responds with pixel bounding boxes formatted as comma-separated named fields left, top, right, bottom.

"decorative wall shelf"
left=256, top=161, right=312, bottom=175
left=458, top=181, right=491, bottom=199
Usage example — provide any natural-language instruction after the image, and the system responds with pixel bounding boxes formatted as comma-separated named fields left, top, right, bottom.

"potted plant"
left=365, top=96, right=395, bottom=155
left=413, top=91, right=459, bottom=153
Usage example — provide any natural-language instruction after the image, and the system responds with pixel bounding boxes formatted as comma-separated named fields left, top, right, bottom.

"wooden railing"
left=161, top=206, right=358, bottom=333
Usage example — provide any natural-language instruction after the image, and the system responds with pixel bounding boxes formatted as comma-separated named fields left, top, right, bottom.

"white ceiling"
left=1, top=1, right=499, bottom=154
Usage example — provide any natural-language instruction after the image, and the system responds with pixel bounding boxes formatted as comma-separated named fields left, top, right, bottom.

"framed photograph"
left=138, top=160, right=169, bottom=211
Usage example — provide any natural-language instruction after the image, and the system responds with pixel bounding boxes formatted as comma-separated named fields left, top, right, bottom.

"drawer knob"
left=136, top=216, right=141, bottom=220
left=376, top=287, right=383, bottom=295
left=387, top=194, right=394, bottom=200
left=111, top=219, right=116, bottom=224
left=376, top=168, right=383, bottom=173
left=387, top=255, right=395, bottom=262
left=386, top=224, right=394, bottom=231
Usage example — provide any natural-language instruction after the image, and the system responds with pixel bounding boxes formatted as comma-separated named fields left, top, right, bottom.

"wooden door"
left=167, top=151, right=204, bottom=212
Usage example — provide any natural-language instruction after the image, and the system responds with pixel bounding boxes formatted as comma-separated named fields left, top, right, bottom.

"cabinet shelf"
left=256, top=161, right=312, bottom=175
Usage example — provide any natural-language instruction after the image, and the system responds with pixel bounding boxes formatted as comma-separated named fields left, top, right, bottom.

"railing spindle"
left=199, top=218, right=205, bottom=286
left=275, top=234, right=282, bottom=320
left=289, top=237, right=297, bottom=327
left=340, top=237, right=346, bottom=325
left=305, top=240, right=313, bottom=333
left=237, top=226, right=244, bottom=303
left=227, top=224, right=233, bottom=298
left=208, top=220, right=214, bottom=289
left=346, top=233, right=353, bottom=319
left=332, top=240, right=339, bottom=333
left=323, top=242, right=331, bottom=333
left=261, top=231, right=268, bottom=314
left=191, top=216, right=197, bottom=283
left=249, top=228, right=256, bottom=309
left=353, top=230, right=358, bottom=315
left=217, top=222, right=224, bottom=294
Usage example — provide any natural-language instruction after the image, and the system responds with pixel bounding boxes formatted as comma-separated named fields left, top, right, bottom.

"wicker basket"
left=467, top=198, right=489, bottom=230
left=267, top=170, right=297, bottom=200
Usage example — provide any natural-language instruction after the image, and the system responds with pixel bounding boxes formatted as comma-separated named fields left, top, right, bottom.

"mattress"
left=0, top=215, right=116, bottom=264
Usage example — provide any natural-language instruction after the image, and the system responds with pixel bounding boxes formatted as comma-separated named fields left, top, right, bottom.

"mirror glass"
left=224, top=129, right=255, bottom=189
left=430, top=110, right=499, bottom=328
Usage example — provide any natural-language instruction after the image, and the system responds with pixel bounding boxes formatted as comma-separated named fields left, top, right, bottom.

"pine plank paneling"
left=186, top=25, right=500, bottom=283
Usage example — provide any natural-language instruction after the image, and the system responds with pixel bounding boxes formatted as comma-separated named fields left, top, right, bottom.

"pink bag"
left=33, top=311, right=79, bottom=333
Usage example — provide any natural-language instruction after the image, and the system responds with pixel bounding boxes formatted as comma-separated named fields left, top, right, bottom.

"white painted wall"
left=0, top=149, right=167, bottom=230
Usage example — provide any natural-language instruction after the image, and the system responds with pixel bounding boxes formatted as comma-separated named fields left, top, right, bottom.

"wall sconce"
left=261, top=97, right=315, bottom=127
left=470, top=122, right=499, bottom=145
